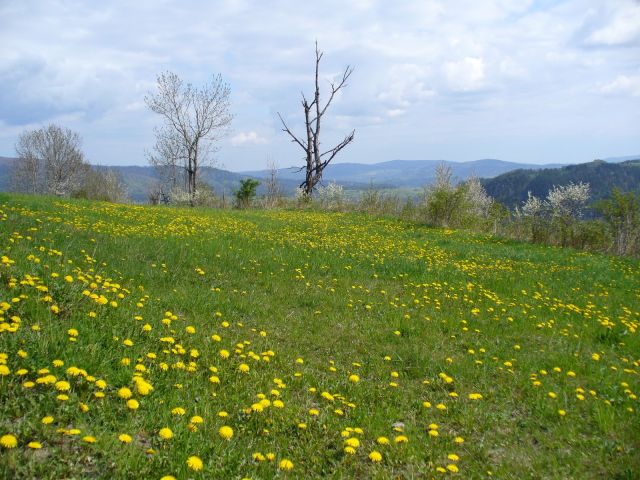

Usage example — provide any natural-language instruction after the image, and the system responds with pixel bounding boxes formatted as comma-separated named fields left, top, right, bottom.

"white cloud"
left=231, top=131, right=268, bottom=146
left=586, top=2, right=640, bottom=46
left=600, top=75, right=640, bottom=97
left=387, top=109, right=406, bottom=118
left=377, top=63, right=436, bottom=109
left=444, top=57, right=486, bottom=92
left=0, top=0, right=638, bottom=168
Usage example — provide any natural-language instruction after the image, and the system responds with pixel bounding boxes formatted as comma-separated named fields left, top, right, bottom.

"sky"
left=1, top=0, right=639, bottom=171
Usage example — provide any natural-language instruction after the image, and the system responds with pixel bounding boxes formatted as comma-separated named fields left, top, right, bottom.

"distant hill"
left=603, top=154, right=640, bottom=163
left=241, top=159, right=566, bottom=188
left=3, top=155, right=639, bottom=203
left=0, top=156, right=16, bottom=192
left=482, top=159, right=640, bottom=209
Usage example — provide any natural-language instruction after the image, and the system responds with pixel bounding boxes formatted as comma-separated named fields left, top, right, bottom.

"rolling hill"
left=482, top=159, right=640, bottom=208
left=241, top=159, right=566, bottom=188
left=3, top=155, right=639, bottom=203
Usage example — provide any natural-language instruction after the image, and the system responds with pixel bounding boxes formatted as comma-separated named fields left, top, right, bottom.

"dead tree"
left=145, top=71, right=232, bottom=205
left=278, top=43, right=355, bottom=196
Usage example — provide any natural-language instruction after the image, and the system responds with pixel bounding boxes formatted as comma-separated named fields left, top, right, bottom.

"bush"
left=595, top=188, right=640, bottom=256
left=316, top=182, right=345, bottom=210
left=235, top=179, right=260, bottom=208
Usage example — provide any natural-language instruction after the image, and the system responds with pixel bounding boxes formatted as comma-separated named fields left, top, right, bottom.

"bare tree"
left=147, top=126, right=186, bottom=193
left=12, top=124, right=85, bottom=196
left=145, top=71, right=232, bottom=205
left=278, top=42, right=355, bottom=196
left=264, top=157, right=282, bottom=208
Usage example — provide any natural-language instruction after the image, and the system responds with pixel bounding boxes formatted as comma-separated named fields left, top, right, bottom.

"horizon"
left=1, top=1, right=639, bottom=170
left=3, top=153, right=639, bottom=174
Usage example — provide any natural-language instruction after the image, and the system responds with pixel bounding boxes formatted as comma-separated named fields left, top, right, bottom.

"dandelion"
left=118, top=387, right=133, bottom=399
left=218, top=426, right=234, bottom=440
left=159, top=428, right=173, bottom=440
left=126, top=399, right=139, bottom=410
left=345, top=437, right=360, bottom=448
left=377, top=436, right=390, bottom=445
left=118, top=433, right=132, bottom=444
left=394, top=435, right=408, bottom=444
left=187, top=455, right=204, bottom=471
left=369, top=451, right=383, bottom=462
left=279, top=459, right=294, bottom=471
left=28, top=441, right=42, bottom=449
left=0, top=434, right=18, bottom=448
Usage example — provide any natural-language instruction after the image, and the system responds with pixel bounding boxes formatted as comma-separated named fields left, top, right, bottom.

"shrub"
left=235, top=179, right=261, bottom=208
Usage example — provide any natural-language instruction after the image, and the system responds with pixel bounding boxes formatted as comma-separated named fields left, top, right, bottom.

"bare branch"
left=278, top=43, right=355, bottom=195
left=277, top=112, right=307, bottom=151
left=146, top=71, right=232, bottom=204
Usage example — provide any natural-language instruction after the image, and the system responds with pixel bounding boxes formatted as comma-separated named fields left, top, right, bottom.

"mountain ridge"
left=2, top=155, right=639, bottom=203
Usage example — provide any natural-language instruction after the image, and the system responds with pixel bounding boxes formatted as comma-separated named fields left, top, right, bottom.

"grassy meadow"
left=0, top=193, right=638, bottom=479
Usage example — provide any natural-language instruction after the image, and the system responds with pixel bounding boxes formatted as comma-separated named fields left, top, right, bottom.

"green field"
left=0, top=194, right=638, bottom=479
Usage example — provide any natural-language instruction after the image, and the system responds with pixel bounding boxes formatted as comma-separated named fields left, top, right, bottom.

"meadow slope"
left=0, top=194, right=638, bottom=479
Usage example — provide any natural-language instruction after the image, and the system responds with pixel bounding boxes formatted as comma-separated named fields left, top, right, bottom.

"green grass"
left=0, top=193, right=638, bottom=479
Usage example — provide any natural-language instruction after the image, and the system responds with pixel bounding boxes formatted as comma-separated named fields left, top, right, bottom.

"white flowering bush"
left=316, top=182, right=345, bottom=210
left=546, top=182, right=590, bottom=219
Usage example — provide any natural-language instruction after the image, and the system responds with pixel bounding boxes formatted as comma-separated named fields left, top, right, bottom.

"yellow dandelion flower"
left=118, top=387, right=133, bottom=399
left=369, top=451, right=383, bottom=462
left=187, top=455, right=203, bottom=471
left=1, top=434, right=18, bottom=448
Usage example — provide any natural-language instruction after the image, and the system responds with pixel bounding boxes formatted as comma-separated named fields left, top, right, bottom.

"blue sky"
left=1, top=0, right=639, bottom=171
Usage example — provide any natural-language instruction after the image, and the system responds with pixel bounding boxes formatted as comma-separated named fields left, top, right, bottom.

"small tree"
left=546, top=182, right=590, bottom=246
left=464, top=176, right=493, bottom=219
left=264, top=158, right=282, bottom=208
left=424, top=163, right=468, bottom=227
left=515, top=191, right=548, bottom=243
left=12, top=124, right=85, bottom=196
left=235, top=179, right=260, bottom=209
left=278, top=42, right=355, bottom=196
left=145, top=71, right=232, bottom=205
left=596, top=188, right=640, bottom=256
